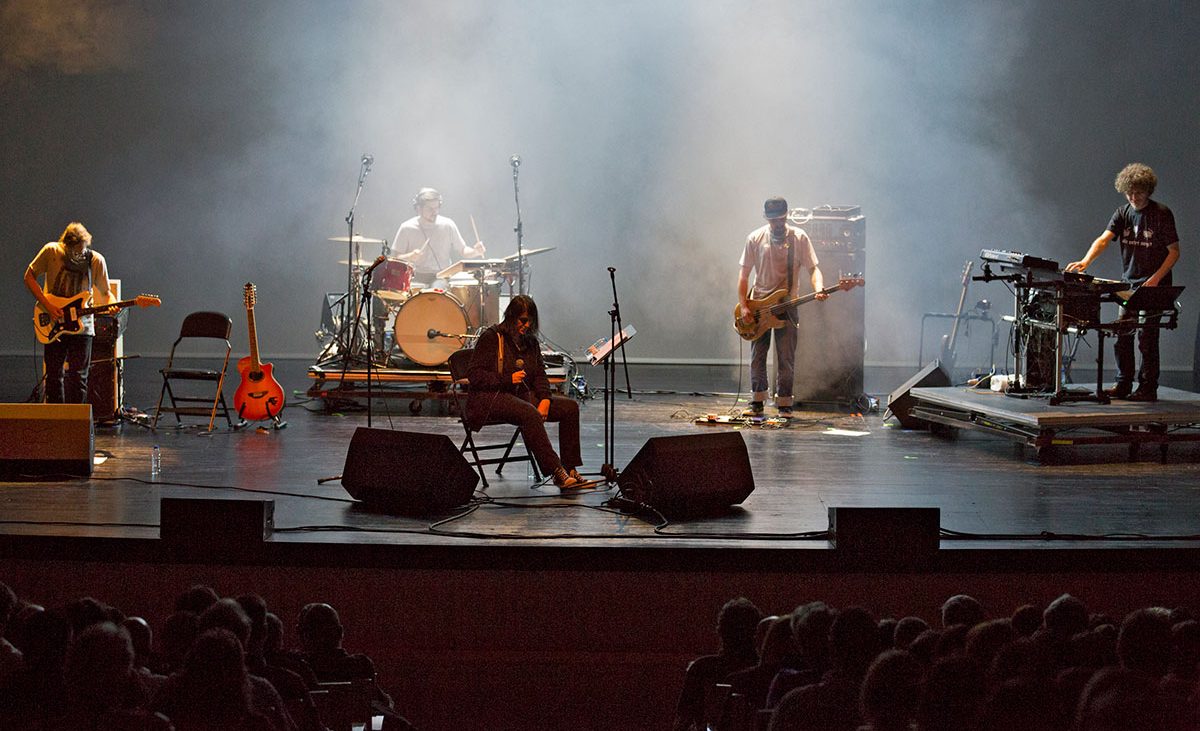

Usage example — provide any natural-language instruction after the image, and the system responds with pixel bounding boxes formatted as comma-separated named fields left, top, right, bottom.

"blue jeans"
left=44, top=334, right=93, bottom=404
left=750, top=324, right=797, bottom=407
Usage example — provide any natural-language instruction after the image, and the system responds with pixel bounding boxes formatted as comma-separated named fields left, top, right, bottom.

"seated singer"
left=466, top=295, right=587, bottom=489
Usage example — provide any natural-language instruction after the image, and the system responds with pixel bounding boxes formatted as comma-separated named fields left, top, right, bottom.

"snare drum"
left=372, top=258, right=413, bottom=299
left=392, top=290, right=469, bottom=366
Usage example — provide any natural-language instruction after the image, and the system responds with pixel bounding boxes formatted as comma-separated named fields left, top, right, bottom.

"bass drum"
left=392, top=290, right=469, bottom=366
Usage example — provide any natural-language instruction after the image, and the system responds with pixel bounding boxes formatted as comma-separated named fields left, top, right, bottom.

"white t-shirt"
left=392, top=215, right=470, bottom=280
left=739, top=224, right=818, bottom=299
left=27, top=242, right=111, bottom=335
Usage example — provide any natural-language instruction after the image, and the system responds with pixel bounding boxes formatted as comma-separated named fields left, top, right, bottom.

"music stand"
left=1113, top=285, right=1184, bottom=311
left=589, top=325, right=636, bottom=483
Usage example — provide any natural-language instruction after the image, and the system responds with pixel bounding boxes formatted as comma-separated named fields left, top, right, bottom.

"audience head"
left=64, top=621, right=135, bottom=711
left=1043, top=593, right=1088, bottom=639
left=1170, top=619, right=1200, bottom=677
left=829, top=605, right=879, bottom=675
left=17, top=607, right=71, bottom=669
left=877, top=617, right=897, bottom=650
left=264, top=612, right=285, bottom=655
left=754, top=614, right=779, bottom=655
left=907, top=628, right=942, bottom=667
left=859, top=649, right=922, bottom=731
left=893, top=616, right=929, bottom=650
left=174, top=584, right=220, bottom=615
left=918, top=655, right=986, bottom=731
left=65, top=596, right=112, bottom=636
left=174, top=628, right=255, bottom=722
left=758, top=614, right=797, bottom=667
left=235, top=593, right=269, bottom=654
left=299, top=602, right=346, bottom=653
left=714, top=597, right=762, bottom=654
left=160, top=611, right=200, bottom=673
left=1117, top=607, right=1173, bottom=678
left=791, top=601, right=836, bottom=667
left=1074, top=666, right=1164, bottom=731
left=978, top=677, right=1062, bottom=731
left=198, top=598, right=252, bottom=648
left=941, top=594, right=985, bottom=628
left=965, top=618, right=1015, bottom=668
left=121, top=616, right=152, bottom=668
left=1011, top=603, right=1043, bottom=637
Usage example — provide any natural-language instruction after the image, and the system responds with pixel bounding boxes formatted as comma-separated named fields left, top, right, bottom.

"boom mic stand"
left=510, top=154, right=525, bottom=295
left=358, top=257, right=385, bottom=427
left=324, top=154, right=374, bottom=369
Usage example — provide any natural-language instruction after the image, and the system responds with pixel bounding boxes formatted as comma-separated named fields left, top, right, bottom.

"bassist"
left=24, top=222, right=115, bottom=404
left=736, top=197, right=827, bottom=417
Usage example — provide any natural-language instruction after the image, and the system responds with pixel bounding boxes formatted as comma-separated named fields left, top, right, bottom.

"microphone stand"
left=333, top=155, right=373, bottom=368
left=510, top=157, right=525, bottom=295
left=601, top=266, right=634, bottom=483
left=359, top=263, right=380, bottom=428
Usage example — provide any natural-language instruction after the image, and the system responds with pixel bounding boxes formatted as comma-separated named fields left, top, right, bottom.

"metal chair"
left=153, top=311, right=238, bottom=431
left=447, top=347, right=540, bottom=488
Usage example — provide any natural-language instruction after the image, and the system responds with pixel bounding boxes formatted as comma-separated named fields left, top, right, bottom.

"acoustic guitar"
left=234, top=283, right=286, bottom=421
left=33, top=293, right=160, bottom=344
left=733, top=275, right=865, bottom=341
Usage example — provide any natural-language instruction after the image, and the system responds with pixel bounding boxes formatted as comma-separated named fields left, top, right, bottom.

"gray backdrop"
left=3, top=0, right=1197, bottom=377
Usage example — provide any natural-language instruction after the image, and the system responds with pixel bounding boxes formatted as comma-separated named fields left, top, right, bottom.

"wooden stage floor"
left=4, top=363, right=1200, bottom=552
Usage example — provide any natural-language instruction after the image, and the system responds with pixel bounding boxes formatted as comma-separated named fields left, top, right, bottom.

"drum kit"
left=322, top=234, right=556, bottom=367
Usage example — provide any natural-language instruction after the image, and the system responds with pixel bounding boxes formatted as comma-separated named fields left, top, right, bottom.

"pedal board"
left=694, top=414, right=791, bottom=427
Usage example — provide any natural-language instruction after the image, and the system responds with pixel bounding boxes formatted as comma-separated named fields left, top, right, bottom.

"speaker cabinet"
left=0, top=403, right=93, bottom=479
left=341, top=428, right=479, bottom=515
left=884, top=362, right=951, bottom=429
left=617, top=432, right=754, bottom=518
left=160, top=497, right=275, bottom=546
left=87, top=313, right=124, bottom=422
left=791, top=207, right=866, bottom=403
left=828, top=507, right=940, bottom=559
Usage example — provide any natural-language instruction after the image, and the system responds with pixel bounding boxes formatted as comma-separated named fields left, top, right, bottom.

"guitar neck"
left=768, top=285, right=842, bottom=314
left=246, top=306, right=263, bottom=370
left=68, top=297, right=142, bottom=317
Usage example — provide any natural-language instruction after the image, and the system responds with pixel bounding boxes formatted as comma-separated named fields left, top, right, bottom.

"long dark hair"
left=499, top=295, right=539, bottom=349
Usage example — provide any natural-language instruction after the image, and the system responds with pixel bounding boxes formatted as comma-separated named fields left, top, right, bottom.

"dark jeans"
left=44, top=334, right=93, bottom=404
left=1114, top=309, right=1162, bottom=389
left=466, top=392, right=581, bottom=475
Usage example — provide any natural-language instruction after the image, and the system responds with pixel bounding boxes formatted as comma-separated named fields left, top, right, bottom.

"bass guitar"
left=234, top=283, right=286, bottom=422
left=733, top=275, right=865, bottom=341
left=939, top=261, right=972, bottom=369
left=33, top=293, right=161, bottom=344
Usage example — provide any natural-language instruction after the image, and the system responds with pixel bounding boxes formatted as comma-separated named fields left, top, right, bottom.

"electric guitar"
left=234, top=283, right=286, bottom=421
left=939, top=261, right=972, bottom=369
left=733, top=275, right=865, bottom=341
left=33, top=293, right=161, bottom=344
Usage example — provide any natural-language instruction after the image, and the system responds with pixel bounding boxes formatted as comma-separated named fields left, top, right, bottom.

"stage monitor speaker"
left=0, top=403, right=93, bottom=479
left=617, top=432, right=754, bottom=518
left=828, top=507, right=940, bottom=559
left=160, top=497, right=275, bottom=547
left=341, top=428, right=479, bottom=516
left=884, top=362, right=951, bottom=429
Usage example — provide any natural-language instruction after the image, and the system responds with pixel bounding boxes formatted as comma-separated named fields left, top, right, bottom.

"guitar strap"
left=785, top=234, right=795, bottom=324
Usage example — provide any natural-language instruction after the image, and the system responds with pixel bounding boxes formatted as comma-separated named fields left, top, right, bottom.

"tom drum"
left=372, top=259, right=413, bottom=302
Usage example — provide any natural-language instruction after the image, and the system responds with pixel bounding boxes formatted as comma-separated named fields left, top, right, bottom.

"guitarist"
left=23, top=222, right=115, bottom=403
left=737, top=197, right=827, bottom=417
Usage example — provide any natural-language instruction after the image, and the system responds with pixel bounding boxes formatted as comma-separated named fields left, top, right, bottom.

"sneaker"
left=552, top=467, right=582, bottom=489
left=778, top=406, right=793, bottom=418
left=742, top=401, right=764, bottom=417
left=1127, top=388, right=1158, bottom=402
left=1104, top=382, right=1133, bottom=399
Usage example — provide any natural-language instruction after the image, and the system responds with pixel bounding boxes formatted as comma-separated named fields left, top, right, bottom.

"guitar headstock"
left=837, top=274, right=865, bottom=291
left=135, top=294, right=161, bottom=308
left=243, top=282, right=257, bottom=309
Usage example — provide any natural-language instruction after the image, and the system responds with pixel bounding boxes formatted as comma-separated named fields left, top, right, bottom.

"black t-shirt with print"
left=1106, top=200, right=1178, bottom=285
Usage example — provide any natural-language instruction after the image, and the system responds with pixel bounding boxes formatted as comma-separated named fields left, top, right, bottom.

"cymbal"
left=502, top=246, right=556, bottom=262
left=337, top=258, right=376, bottom=267
left=328, top=235, right=386, bottom=244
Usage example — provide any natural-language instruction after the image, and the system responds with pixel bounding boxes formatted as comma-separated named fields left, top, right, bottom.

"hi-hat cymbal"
left=502, top=246, right=556, bottom=262
left=337, top=258, right=376, bottom=267
left=328, top=235, right=386, bottom=244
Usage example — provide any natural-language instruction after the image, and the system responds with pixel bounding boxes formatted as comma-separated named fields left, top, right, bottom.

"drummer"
left=391, top=187, right=486, bottom=289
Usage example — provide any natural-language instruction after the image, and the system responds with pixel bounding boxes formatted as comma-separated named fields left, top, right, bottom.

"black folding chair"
left=153, top=311, right=238, bottom=431
left=448, top=347, right=540, bottom=488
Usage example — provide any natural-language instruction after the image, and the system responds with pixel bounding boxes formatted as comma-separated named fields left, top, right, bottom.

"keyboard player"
left=1066, top=163, right=1180, bottom=402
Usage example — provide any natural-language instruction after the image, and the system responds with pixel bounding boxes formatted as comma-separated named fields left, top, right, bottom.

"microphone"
left=362, top=153, right=374, bottom=166
left=427, top=328, right=440, bottom=340
left=607, top=266, right=616, bottom=273
left=509, top=155, right=521, bottom=169
left=363, top=255, right=386, bottom=275
left=515, top=358, right=524, bottom=371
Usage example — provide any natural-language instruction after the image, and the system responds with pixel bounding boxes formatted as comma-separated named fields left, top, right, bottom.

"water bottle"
left=150, top=445, right=161, bottom=479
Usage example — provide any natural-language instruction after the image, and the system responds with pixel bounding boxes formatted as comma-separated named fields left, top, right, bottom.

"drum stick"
left=470, top=214, right=481, bottom=244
